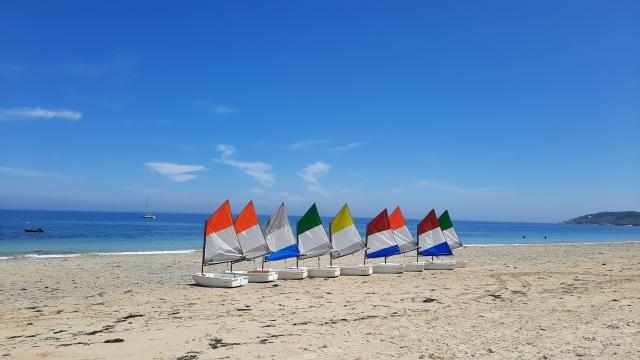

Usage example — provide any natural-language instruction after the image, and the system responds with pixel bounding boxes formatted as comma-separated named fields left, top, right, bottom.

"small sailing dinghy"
left=263, top=203, right=307, bottom=280
left=224, top=201, right=278, bottom=283
left=297, top=203, right=339, bottom=278
left=366, top=209, right=404, bottom=274
left=330, top=204, right=372, bottom=276
left=192, top=200, right=249, bottom=288
left=439, top=210, right=466, bottom=268
left=389, top=207, right=423, bottom=272
left=418, top=209, right=456, bottom=270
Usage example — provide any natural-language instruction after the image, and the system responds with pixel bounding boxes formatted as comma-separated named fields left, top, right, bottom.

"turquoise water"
left=1, top=209, right=639, bottom=258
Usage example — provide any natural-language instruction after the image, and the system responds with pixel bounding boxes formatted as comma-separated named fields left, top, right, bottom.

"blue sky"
left=0, top=1, right=638, bottom=222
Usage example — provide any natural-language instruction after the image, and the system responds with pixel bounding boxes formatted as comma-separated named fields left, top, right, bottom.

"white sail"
left=263, top=203, right=300, bottom=261
left=203, top=200, right=244, bottom=264
left=330, top=204, right=365, bottom=258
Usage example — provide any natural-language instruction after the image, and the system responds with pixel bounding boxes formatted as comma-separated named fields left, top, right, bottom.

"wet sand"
left=1, top=242, right=640, bottom=359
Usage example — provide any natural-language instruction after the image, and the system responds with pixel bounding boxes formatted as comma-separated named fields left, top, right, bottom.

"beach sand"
left=1, top=242, right=639, bottom=359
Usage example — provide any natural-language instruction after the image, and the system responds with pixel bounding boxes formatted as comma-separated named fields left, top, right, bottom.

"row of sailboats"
left=192, top=200, right=464, bottom=288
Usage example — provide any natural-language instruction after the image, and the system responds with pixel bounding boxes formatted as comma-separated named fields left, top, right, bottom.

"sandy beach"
left=1, top=242, right=639, bottom=359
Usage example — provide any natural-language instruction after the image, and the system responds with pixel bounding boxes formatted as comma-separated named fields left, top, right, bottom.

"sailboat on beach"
left=389, top=207, right=423, bottom=272
left=192, top=200, right=248, bottom=288
left=439, top=210, right=466, bottom=268
left=296, top=203, right=340, bottom=278
left=365, top=209, right=405, bottom=274
left=224, top=201, right=278, bottom=282
left=329, top=204, right=372, bottom=276
left=263, top=202, right=308, bottom=280
left=417, top=209, right=456, bottom=270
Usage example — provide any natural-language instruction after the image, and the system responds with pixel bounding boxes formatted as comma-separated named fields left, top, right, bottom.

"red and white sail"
left=203, top=200, right=244, bottom=264
left=389, top=207, right=418, bottom=253
left=234, top=200, right=270, bottom=259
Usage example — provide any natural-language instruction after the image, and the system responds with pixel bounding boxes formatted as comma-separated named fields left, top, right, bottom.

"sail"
left=203, top=200, right=244, bottom=264
left=234, top=200, right=271, bottom=259
left=389, top=207, right=418, bottom=253
left=330, top=204, right=365, bottom=258
left=439, top=210, right=463, bottom=250
left=264, top=202, right=300, bottom=261
left=418, top=209, right=453, bottom=256
left=366, top=209, right=400, bottom=258
left=296, top=203, right=332, bottom=259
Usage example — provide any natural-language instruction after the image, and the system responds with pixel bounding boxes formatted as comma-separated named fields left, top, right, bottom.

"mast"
left=416, top=225, right=419, bottom=262
left=145, top=196, right=150, bottom=213
left=296, top=230, right=299, bottom=268
left=200, top=220, right=206, bottom=275
left=329, top=220, right=333, bottom=266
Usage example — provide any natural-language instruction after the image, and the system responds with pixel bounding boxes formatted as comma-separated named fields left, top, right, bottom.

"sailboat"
left=329, top=204, right=372, bottom=276
left=224, top=201, right=278, bottom=282
left=192, top=200, right=249, bottom=288
left=263, top=202, right=308, bottom=280
left=389, top=207, right=423, bottom=272
left=296, top=203, right=339, bottom=278
left=142, top=196, right=156, bottom=219
left=439, top=210, right=466, bottom=268
left=365, top=209, right=405, bottom=274
left=417, top=209, right=456, bottom=270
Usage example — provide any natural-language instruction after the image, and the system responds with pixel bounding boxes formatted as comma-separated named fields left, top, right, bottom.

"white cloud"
left=298, top=161, right=330, bottom=184
left=336, top=141, right=368, bottom=150
left=0, top=107, right=82, bottom=121
left=145, top=162, right=205, bottom=182
left=216, top=144, right=275, bottom=187
left=289, top=139, right=327, bottom=150
left=0, top=166, right=46, bottom=177
left=251, top=187, right=265, bottom=194
left=416, top=180, right=463, bottom=192
left=389, top=187, right=405, bottom=193
left=214, top=105, right=234, bottom=114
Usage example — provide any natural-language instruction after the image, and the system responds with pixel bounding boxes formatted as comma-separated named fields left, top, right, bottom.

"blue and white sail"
left=264, top=202, right=300, bottom=261
left=365, top=209, right=400, bottom=258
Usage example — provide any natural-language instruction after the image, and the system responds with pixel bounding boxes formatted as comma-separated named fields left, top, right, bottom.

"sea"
left=1, top=209, right=639, bottom=259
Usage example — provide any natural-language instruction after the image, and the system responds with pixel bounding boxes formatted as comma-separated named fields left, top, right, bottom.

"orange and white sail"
left=389, top=207, right=418, bottom=253
left=234, top=200, right=270, bottom=259
left=203, top=200, right=244, bottom=264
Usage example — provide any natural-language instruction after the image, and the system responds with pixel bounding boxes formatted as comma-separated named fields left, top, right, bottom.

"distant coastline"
left=563, top=211, right=640, bottom=227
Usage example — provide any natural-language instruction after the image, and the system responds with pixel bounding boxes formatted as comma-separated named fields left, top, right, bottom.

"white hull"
left=405, top=262, right=425, bottom=272
left=224, top=270, right=278, bottom=283
left=192, top=273, right=249, bottom=288
left=339, top=265, right=373, bottom=276
left=451, top=261, right=466, bottom=268
left=269, top=268, right=308, bottom=280
left=423, top=262, right=456, bottom=270
left=372, top=263, right=405, bottom=274
left=307, top=266, right=341, bottom=278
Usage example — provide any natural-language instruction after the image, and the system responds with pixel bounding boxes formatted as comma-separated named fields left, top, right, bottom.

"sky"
left=0, top=1, right=639, bottom=222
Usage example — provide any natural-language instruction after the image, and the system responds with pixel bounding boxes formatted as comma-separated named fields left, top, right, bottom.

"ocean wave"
left=92, top=250, right=198, bottom=256
left=0, top=256, right=12, bottom=260
left=23, top=253, right=82, bottom=258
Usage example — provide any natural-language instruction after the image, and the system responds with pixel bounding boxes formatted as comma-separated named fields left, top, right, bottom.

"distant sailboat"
left=365, top=209, right=404, bottom=274
left=192, top=200, right=248, bottom=288
left=417, top=209, right=456, bottom=270
left=389, top=207, right=423, bottom=272
left=142, top=196, right=156, bottom=219
left=263, top=202, right=307, bottom=280
left=330, top=204, right=372, bottom=276
left=225, top=201, right=278, bottom=282
left=296, top=203, right=339, bottom=278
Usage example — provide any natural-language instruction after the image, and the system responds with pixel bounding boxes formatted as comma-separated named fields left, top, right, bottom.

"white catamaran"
left=365, top=209, right=405, bottom=274
left=329, top=204, right=372, bottom=276
left=142, top=196, right=156, bottom=219
left=192, top=200, right=249, bottom=288
left=296, top=203, right=340, bottom=278
left=389, top=207, right=423, bottom=272
left=263, top=202, right=308, bottom=280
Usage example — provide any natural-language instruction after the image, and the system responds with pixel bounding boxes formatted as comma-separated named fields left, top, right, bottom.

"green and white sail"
left=330, top=204, right=365, bottom=258
left=297, top=203, right=333, bottom=260
left=438, top=210, right=463, bottom=250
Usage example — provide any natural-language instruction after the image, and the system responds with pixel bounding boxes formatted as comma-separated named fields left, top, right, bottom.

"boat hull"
left=451, top=261, right=466, bottom=268
left=339, top=265, right=373, bottom=276
left=269, top=268, right=308, bottom=280
left=423, top=262, right=456, bottom=270
left=192, top=273, right=249, bottom=288
left=224, top=270, right=278, bottom=283
left=372, top=263, right=405, bottom=274
left=307, top=266, right=341, bottom=278
left=404, top=262, right=425, bottom=272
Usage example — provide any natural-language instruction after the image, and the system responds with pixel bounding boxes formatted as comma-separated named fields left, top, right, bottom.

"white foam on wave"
left=92, top=249, right=199, bottom=256
left=0, top=256, right=12, bottom=260
left=23, top=254, right=82, bottom=259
